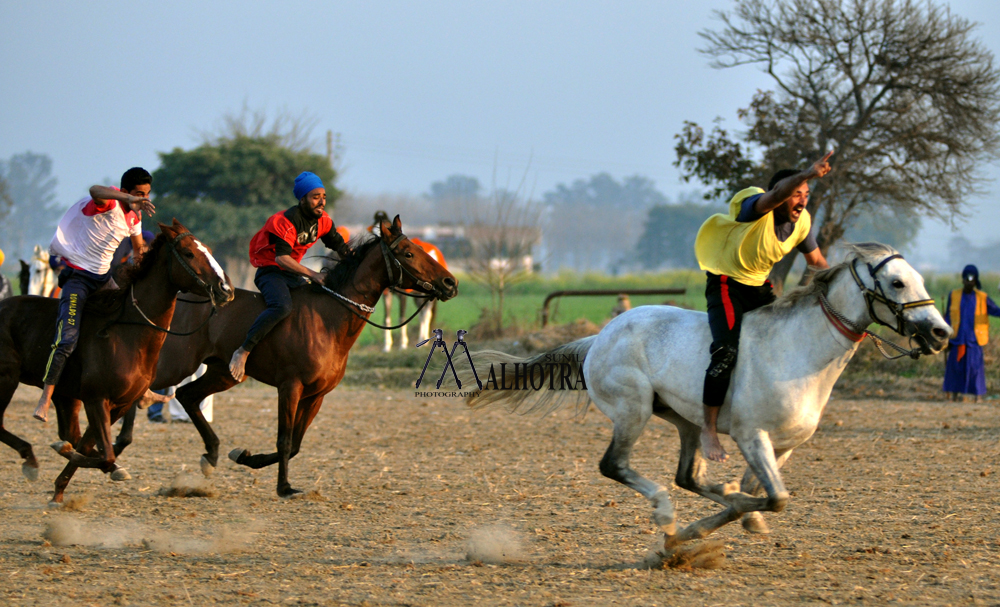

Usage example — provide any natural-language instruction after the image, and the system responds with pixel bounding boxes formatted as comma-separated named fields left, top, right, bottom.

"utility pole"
left=326, top=130, right=333, bottom=167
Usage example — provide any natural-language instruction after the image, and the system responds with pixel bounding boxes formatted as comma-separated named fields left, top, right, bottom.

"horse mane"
left=85, top=232, right=170, bottom=314
left=767, top=242, right=899, bottom=311
left=322, top=232, right=382, bottom=291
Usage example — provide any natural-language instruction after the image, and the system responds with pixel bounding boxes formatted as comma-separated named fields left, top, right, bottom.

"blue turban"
left=293, top=172, right=325, bottom=200
left=962, top=264, right=982, bottom=290
left=141, top=230, right=155, bottom=242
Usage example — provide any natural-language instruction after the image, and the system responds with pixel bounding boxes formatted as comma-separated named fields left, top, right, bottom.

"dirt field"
left=1, top=380, right=999, bottom=606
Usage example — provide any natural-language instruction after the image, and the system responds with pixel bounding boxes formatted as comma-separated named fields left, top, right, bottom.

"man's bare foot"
left=138, top=389, right=172, bottom=410
left=700, top=427, right=729, bottom=462
left=229, top=347, right=250, bottom=382
left=33, top=385, right=55, bottom=422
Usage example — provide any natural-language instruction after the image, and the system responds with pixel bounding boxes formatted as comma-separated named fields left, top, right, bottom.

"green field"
left=355, top=269, right=999, bottom=348
left=8, top=267, right=999, bottom=352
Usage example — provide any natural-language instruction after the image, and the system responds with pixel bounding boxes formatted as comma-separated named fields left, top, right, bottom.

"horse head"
left=378, top=215, right=458, bottom=301
left=27, top=245, right=54, bottom=296
left=157, top=219, right=235, bottom=306
left=840, top=243, right=950, bottom=355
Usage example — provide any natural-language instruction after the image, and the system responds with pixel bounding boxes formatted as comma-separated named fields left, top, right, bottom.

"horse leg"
left=288, top=393, right=324, bottom=460
left=53, top=397, right=80, bottom=445
left=739, top=448, right=793, bottom=534
left=383, top=290, right=393, bottom=352
left=228, top=380, right=305, bottom=496
left=594, top=388, right=676, bottom=535
left=51, top=399, right=118, bottom=473
left=399, top=296, right=409, bottom=349
left=274, top=381, right=304, bottom=496
left=661, top=430, right=790, bottom=552
left=654, top=404, right=736, bottom=507
left=113, top=401, right=137, bottom=456
left=418, top=300, right=435, bottom=342
left=175, top=361, right=235, bottom=476
left=50, top=426, right=96, bottom=504
left=0, top=378, right=38, bottom=481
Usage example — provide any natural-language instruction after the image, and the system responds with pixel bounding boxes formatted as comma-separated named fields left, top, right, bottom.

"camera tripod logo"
left=414, top=329, right=483, bottom=390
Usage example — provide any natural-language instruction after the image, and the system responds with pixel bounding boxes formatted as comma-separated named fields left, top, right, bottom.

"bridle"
left=818, top=253, right=936, bottom=359
left=99, top=231, right=220, bottom=337
left=320, top=231, right=439, bottom=330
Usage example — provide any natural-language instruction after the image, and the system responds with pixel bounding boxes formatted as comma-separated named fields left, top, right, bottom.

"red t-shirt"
left=248, top=206, right=337, bottom=268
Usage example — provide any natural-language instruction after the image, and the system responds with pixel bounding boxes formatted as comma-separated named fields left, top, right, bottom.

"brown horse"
left=115, top=215, right=457, bottom=496
left=0, top=219, right=235, bottom=503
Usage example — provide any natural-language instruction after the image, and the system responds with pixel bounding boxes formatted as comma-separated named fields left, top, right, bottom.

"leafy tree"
left=543, top=173, right=668, bottom=272
left=674, top=0, right=1000, bottom=291
left=0, top=177, right=11, bottom=225
left=636, top=196, right=718, bottom=269
left=152, top=136, right=338, bottom=262
left=426, top=174, right=483, bottom=225
left=0, top=152, right=60, bottom=261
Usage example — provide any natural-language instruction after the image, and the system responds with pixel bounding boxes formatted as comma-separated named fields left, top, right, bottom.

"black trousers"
left=702, top=273, right=776, bottom=408
left=241, top=268, right=308, bottom=352
left=43, top=267, right=112, bottom=386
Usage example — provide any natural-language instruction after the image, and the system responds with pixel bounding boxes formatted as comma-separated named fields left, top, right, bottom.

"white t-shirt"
left=50, top=188, right=142, bottom=275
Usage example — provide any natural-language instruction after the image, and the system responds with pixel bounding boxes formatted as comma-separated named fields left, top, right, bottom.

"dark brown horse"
left=0, top=219, right=234, bottom=503
left=115, top=215, right=457, bottom=496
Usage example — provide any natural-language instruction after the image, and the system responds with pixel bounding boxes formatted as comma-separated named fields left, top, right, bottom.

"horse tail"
left=463, top=336, right=597, bottom=416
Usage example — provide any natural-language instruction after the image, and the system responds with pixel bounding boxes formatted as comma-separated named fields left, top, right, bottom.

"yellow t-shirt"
left=694, top=187, right=812, bottom=287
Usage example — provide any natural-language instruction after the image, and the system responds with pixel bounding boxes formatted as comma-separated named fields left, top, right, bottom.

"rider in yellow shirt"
left=694, top=153, right=833, bottom=462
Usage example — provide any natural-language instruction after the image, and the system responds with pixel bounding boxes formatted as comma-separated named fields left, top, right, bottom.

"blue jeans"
left=43, top=267, right=112, bottom=386
left=240, top=268, right=307, bottom=352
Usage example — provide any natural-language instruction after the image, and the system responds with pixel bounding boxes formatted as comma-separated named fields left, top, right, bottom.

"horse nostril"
left=443, top=277, right=456, bottom=288
left=932, top=327, right=949, bottom=339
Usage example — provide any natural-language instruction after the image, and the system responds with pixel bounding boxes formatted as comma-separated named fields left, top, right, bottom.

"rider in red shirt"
left=229, top=172, right=349, bottom=381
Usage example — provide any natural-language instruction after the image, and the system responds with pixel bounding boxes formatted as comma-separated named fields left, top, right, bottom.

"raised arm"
left=753, top=151, right=833, bottom=215
left=89, top=185, right=155, bottom=215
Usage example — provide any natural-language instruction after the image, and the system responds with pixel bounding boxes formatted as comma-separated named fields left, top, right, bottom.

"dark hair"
left=121, top=167, right=152, bottom=193
left=768, top=169, right=799, bottom=191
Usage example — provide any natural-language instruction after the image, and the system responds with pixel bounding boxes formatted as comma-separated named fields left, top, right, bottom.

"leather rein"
left=319, top=232, right=436, bottom=330
left=817, top=253, right=936, bottom=359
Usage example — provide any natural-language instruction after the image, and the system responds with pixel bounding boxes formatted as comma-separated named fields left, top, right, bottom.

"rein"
left=818, top=253, right=935, bottom=360
left=98, top=231, right=219, bottom=337
left=320, top=231, right=437, bottom=330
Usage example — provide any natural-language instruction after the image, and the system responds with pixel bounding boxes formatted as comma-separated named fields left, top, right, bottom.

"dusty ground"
left=1, top=380, right=999, bottom=606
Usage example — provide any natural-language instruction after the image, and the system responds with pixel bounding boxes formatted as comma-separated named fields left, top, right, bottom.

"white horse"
left=467, top=244, right=950, bottom=557
left=27, top=245, right=56, bottom=297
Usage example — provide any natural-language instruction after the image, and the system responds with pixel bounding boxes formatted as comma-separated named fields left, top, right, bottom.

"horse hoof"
left=110, top=467, right=131, bottom=482
left=228, top=448, right=249, bottom=464
left=22, top=463, right=39, bottom=482
left=741, top=513, right=770, bottom=534
left=279, top=488, right=304, bottom=498
left=47, top=500, right=63, bottom=509
left=50, top=441, right=74, bottom=457
left=200, top=455, right=215, bottom=477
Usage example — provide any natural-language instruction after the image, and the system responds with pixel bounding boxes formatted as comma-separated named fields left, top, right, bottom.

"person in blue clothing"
left=942, top=264, right=1000, bottom=402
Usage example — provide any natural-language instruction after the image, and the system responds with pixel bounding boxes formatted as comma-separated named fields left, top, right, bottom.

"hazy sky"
left=1, top=1, right=997, bottom=262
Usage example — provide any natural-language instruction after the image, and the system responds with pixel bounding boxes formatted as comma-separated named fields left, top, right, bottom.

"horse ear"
left=171, top=217, right=188, bottom=232
left=158, top=222, right=177, bottom=238
left=379, top=218, right=392, bottom=238
left=392, top=215, right=402, bottom=233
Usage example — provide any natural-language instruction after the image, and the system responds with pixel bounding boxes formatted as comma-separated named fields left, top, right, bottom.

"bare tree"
left=465, top=168, right=542, bottom=337
left=675, top=0, right=1000, bottom=292
left=198, top=100, right=321, bottom=153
